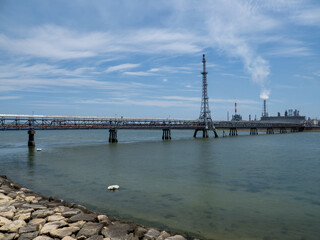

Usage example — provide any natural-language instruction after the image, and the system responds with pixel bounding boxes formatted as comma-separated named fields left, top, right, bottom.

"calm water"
left=0, top=129, right=319, bottom=240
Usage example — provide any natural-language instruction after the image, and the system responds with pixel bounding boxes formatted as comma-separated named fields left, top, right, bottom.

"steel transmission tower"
left=194, top=54, right=218, bottom=138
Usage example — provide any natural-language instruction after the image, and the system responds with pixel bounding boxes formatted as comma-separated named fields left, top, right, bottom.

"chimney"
left=263, top=99, right=267, bottom=117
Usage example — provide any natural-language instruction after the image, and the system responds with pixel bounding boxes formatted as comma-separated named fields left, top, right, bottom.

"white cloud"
left=0, top=25, right=203, bottom=60
left=105, top=63, right=140, bottom=73
left=123, top=71, right=155, bottom=76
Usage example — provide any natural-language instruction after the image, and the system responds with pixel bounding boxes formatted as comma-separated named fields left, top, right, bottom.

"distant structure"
left=195, top=54, right=218, bottom=138
left=261, top=107, right=305, bottom=123
left=262, top=99, right=268, bottom=117
left=231, top=102, right=242, bottom=121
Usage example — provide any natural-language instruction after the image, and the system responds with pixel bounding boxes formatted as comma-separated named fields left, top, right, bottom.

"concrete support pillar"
left=250, top=128, right=258, bottom=135
left=280, top=127, right=287, bottom=134
left=213, top=129, right=219, bottom=138
left=202, top=129, right=209, bottom=138
left=109, top=129, right=118, bottom=143
left=162, top=129, right=171, bottom=140
left=222, top=130, right=226, bottom=137
left=28, top=130, right=35, bottom=147
left=229, top=128, right=238, bottom=136
left=266, top=128, right=274, bottom=134
left=193, top=129, right=198, bottom=138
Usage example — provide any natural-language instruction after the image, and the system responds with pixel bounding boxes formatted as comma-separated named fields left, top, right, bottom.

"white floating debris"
left=108, top=185, right=119, bottom=191
left=36, top=148, right=42, bottom=152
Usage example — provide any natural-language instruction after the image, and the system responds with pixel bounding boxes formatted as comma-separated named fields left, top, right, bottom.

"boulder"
left=69, top=220, right=86, bottom=229
left=101, top=222, right=134, bottom=240
left=69, top=212, right=97, bottom=222
left=61, top=209, right=81, bottom=217
left=0, top=219, right=27, bottom=232
left=165, top=235, right=187, bottom=240
left=53, top=206, right=71, bottom=213
left=97, top=215, right=111, bottom=225
left=62, top=236, right=76, bottom=240
left=87, top=235, right=104, bottom=240
left=134, top=227, right=147, bottom=238
left=22, top=203, right=46, bottom=210
left=13, top=212, right=31, bottom=221
left=49, top=226, right=80, bottom=238
left=19, top=224, right=39, bottom=233
left=156, top=231, right=171, bottom=240
left=33, top=236, right=54, bottom=240
left=0, top=206, right=16, bottom=219
left=0, top=232, right=18, bottom=240
left=29, top=218, right=46, bottom=226
left=32, top=209, right=54, bottom=218
left=18, top=231, right=39, bottom=240
left=76, top=222, right=103, bottom=237
left=40, top=220, right=68, bottom=234
left=143, top=229, right=161, bottom=240
left=0, top=216, right=12, bottom=226
left=47, top=214, right=65, bottom=222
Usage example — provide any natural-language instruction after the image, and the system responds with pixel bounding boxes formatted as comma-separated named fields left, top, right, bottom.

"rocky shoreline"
left=0, top=175, right=197, bottom=240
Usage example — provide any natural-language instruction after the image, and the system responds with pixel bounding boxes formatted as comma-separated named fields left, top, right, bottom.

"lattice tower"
left=199, top=54, right=212, bottom=129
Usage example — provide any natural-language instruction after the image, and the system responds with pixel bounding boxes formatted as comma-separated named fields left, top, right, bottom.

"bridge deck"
left=0, top=114, right=305, bottom=131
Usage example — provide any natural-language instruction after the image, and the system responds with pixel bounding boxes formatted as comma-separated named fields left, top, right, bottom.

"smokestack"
left=235, top=102, right=237, bottom=114
left=263, top=99, right=267, bottom=117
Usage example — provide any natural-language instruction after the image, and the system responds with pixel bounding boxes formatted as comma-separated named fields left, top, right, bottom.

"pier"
left=0, top=54, right=313, bottom=146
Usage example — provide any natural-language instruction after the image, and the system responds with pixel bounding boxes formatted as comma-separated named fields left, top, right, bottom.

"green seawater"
left=0, top=130, right=319, bottom=240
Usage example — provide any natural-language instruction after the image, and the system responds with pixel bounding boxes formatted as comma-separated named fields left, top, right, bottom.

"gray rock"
left=144, top=229, right=161, bottom=240
left=101, top=222, right=134, bottom=240
left=0, top=232, right=18, bottom=240
left=33, top=236, right=54, bottom=240
left=134, top=227, right=147, bottom=238
left=13, top=212, right=31, bottom=221
left=19, top=224, right=39, bottom=233
left=76, top=222, right=103, bottom=237
left=97, top=215, right=111, bottom=225
left=0, top=219, right=27, bottom=232
left=29, top=218, right=46, bottom=226
left=18, top=231, right=39, bottom=240
left=69, top=220, right=86, bottom=229
left=68, top=212, right=97, bottom=222
left=156, top=231, right=170, bottom=240
left=47, top=214, right=65, bottom=222
left=165, top=235, right=187, bottom=240
left=40, top=220, right=68, bottom=234
left=49, top=226, right=80, bottom=238
left=32, top=209, right=54, bottom=218
left=61, top=209, right=81, bottom=217
left=61, top=236, right=76, bottom=240
left=53, top=206, right=71, bottom=213
left=22, top=203, right=47, bottom=210
left=0, top=216, right=12, bottom=226
left=87, top=235, right=104, bottom=240
left=0, top=206, right=16, bottom=219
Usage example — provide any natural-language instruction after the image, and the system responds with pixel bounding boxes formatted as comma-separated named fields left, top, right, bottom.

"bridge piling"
left=28, top=130, right=35, bottom=147
left=108, top=129, right=118, bottom=143
left=266, top=128, right=274, bottom=134
left=250, top=128, right=258, bottom=135
left=162, top=129, right=171, bottom=140
left=229, top=128, right=238, bottom=136
left=280, top=127, right=287, bottom=134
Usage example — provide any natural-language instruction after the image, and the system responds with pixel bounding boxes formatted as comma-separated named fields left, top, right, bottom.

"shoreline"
left=0, top=175, right=199, bottom=240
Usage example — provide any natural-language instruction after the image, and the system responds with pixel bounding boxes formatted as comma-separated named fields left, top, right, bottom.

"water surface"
left=0, top=130, right=319, bottom=239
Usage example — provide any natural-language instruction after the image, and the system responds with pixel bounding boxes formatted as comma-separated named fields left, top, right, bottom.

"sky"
left=0, top=0, right=320, bottom=120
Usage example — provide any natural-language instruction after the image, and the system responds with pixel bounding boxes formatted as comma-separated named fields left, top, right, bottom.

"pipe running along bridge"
left=0, top=55, right=305, bottom=146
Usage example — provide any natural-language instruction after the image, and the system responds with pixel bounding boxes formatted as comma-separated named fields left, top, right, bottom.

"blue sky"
left=0, top=0, right=319, bottom=120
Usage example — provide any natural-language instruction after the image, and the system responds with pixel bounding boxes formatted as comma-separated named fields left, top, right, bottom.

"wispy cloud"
left=123, top=71, right=155, bottom=76
left=0, top=25, right=203, bottom=60
left=0, top=96, right=21, bottom=100
left=105, top=63, right=140, bottom=73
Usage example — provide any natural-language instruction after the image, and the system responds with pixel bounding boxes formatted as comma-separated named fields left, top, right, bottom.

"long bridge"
left=0, top=55, right=308, bottom=146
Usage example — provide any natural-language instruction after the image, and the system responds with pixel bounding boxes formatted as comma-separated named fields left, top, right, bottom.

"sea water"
left=0, top=129, right=319, bottom=239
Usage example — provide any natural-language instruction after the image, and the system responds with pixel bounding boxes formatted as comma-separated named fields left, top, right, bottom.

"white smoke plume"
left=200, top=0, right=272, bottom=100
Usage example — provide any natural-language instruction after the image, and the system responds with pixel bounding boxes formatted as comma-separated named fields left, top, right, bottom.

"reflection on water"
left=0, top=130, right=320, bottom=240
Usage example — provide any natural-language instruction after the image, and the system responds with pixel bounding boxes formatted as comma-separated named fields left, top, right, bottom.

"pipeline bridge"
left=0, top=114, right=306, bottom=145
